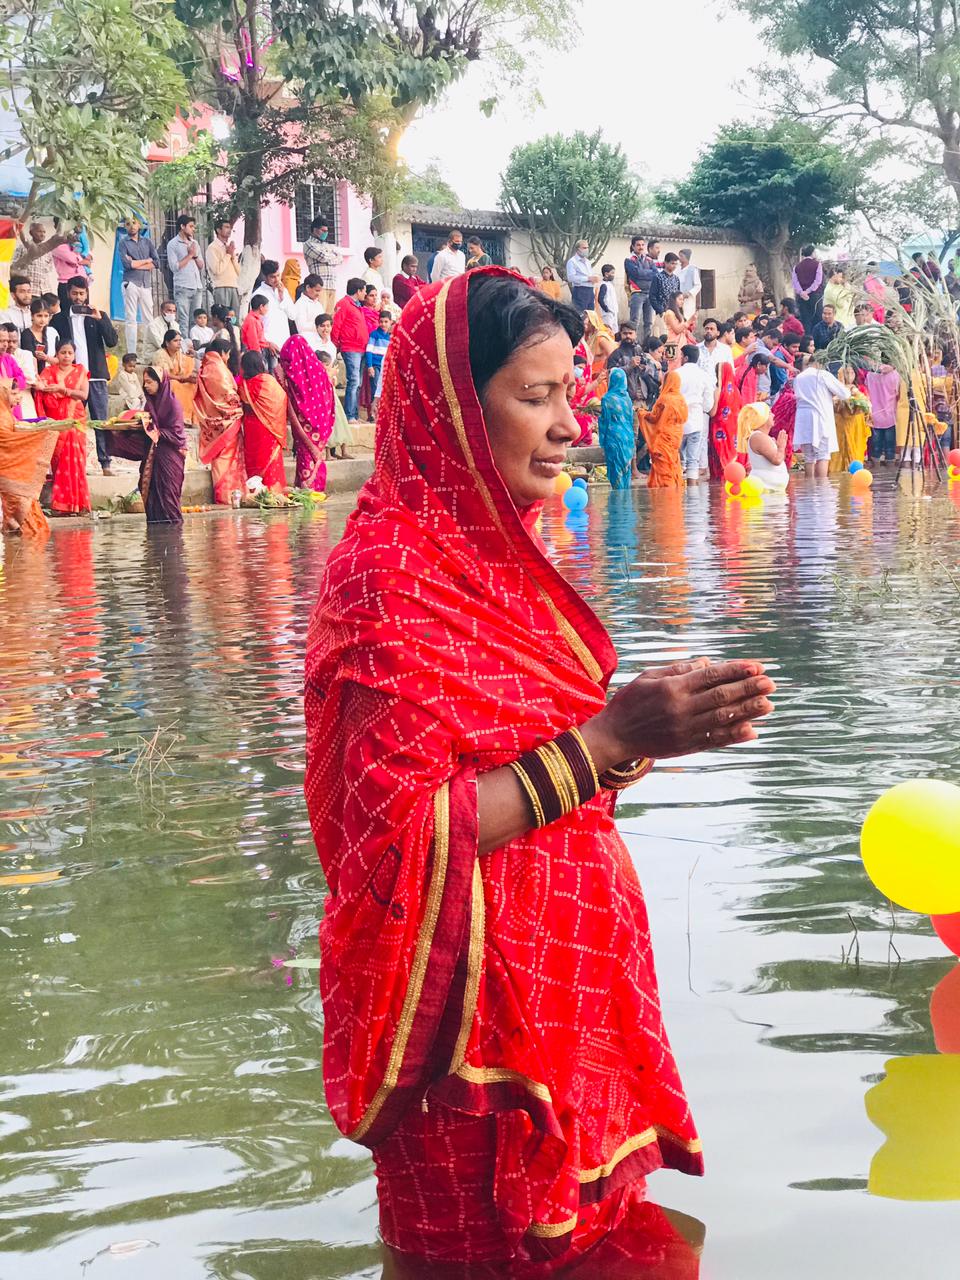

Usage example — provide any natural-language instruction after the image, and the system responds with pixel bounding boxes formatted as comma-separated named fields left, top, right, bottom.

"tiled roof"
left=400, top=204, right=754, bottom=246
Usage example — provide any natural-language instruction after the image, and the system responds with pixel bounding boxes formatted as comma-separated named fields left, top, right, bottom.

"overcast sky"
left=401, top=0, right=767, bottom=210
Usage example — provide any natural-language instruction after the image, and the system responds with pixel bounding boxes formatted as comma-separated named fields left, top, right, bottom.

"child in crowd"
left=110, top=352, right=146, bottom=412
left=190, top=308, right=214, bottom=355
left=379, top=290, right=401, bottom=324
left=364, top=310, right=393, bottom=422
left=865, top=363, right=900, bottom=464
left=311, top=313, right=337, bottom=362
left=318, top=350, right=353, bottom=460
left=241, top=296, right=268, bottom=353
left=41, top=292, right=61, bottom=320
left=598, top=264, right=619, bottom=335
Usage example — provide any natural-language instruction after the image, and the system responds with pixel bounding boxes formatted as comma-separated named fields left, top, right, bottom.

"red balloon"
left=948, top=448, right=960, bottom=467
left=930, top=963, right=960, bottom=1053
left=724, top=461, right=746, bottom=484
left=933, top=912, right=960, bottom=957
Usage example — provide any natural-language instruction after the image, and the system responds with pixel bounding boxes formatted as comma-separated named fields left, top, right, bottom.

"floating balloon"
left=724, top=480, right=742, bottom=497
left=554, top=472, right=573, bottom=494
left=563, top=485, right=588, bottom=511
left=851, top=468, right=874, bottom=489
left=849, top=460, right=864, bottom=474
left=930, top=965, right=960, bottom=1054
left=723, top=460, right=746, bottom=485
left=933, top=913, right=960, bottom=958
left=948, top=465, right=960, bottom=482
left=572, top=477, right=588, bottom=490
left=861, top=780, right=960, bottom=913
left=865, top=1055, right=960, bottom=1200
left=740, top=475, right=764, bottom=499
left=948, top=447, right=960, bottom=467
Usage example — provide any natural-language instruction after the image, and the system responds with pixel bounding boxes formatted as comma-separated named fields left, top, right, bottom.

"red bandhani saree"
left=304, top=268, right=702, bottom=1267
left=36, top=363, right=90, bottom=515
left=709, top=361, right=741, bottom=479
left=238, top=371, right=287, bottom=491
left=195, top=352, right=246, bottom=504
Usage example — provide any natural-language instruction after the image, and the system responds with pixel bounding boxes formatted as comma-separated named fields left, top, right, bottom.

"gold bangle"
left=538, top=740, right=578, bottom=816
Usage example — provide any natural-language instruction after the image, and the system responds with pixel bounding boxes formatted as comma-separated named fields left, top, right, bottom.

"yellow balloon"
left=741, top=475, right=764, bottom=498
left=861, top=779, right=960, bottom=913
left=554, top=472, right=573, bottom=494
left=866, top=1055, right=960, bottom=1200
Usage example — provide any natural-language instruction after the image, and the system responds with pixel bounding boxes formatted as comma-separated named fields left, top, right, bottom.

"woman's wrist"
left=578, top=714, right=629, bottom=776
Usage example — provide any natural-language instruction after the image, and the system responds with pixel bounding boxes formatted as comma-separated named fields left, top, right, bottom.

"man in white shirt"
left=293, top=274, right=326, bottom=340
left=678, top=249, right=702, bottom=322
left=794, top=363, right=849, bottom=478
left=257, top=259, right=295, bottom=369
left=362, top=247, right=386, bottom=293
left=676, top=344, right=717, bottom=482
left=430, top=231, right=466, bottom=284
left=566, top=240, right=599, bottom=313
left=1, top=275, right=33, bottom=333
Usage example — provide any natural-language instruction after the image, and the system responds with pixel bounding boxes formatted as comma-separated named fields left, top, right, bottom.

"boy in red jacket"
left=330, top=277, right=368, bottom=423
left=241, top=295, right=268, bottom=353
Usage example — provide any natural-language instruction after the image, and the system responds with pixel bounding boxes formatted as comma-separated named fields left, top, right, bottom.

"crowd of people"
left=0, top=213, right=490, bottom=536
left=3, top=216, right=958, bottom=537
left=560, top=242, right=958, bottom=490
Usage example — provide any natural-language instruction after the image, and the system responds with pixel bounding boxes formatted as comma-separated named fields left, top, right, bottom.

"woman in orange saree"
left=304, top=268, right=775, bottom=1267
left=153, top=331, right=197, bottom=424
left=0, top=380, right=61, bottom=536
left=195, top=338, right=246, bottom=504
left=35, top=339, right=91, bottom=515
left=238, top=350, right=287, bottom=492
left=637, top=371, right=687, bottom=488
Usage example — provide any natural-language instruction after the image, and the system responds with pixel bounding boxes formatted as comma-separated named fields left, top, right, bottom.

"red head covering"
left=304, top=267, right=701, bottom=1259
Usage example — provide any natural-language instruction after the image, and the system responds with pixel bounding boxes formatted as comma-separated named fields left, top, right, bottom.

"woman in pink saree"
left=195, top=337, right=246, bottom=504
left=277, top=335, right=334, bottom=491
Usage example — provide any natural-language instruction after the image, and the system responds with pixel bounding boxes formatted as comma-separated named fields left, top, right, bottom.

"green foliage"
left=0, top=0, right=187, bottom=228
left=148, top=131, right=219, bottom=208
left=656, top=122, right=852, bottom=255
left=744, top=0, right=960, bottom=212
left=401, top=162, right=461, bottom=210
left=499, top=131, right=643, bottom=268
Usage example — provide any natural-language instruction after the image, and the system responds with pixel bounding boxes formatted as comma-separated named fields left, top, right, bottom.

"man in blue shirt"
left=166, top=214, right=204, bottom=339
left=565, top=240, right=598, bottom=313
left=623, top=236, right=660, bottom=339
left=649, top=253, right=681, bottom=320
left=118, top=215, right=160, bottom=355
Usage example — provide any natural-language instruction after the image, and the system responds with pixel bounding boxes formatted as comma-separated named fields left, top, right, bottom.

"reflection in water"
left=1, top=482, right=960, bottom=1277
left=866, top=1056, right=960, bottom=1200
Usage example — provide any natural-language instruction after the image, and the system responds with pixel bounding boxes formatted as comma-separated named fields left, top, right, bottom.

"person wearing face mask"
left=303, top=217, right=348, bottom=316
left=144, top=302, right=179, bottom=363
left=429, top=230, right=466, bottom=284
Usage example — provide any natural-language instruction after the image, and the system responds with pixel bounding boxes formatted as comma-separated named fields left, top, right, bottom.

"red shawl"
left=304, top=268, right=701, bottom=1259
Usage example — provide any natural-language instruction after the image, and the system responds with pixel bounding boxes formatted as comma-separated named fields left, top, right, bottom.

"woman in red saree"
left=277, top=335, right=334, bottom=492
left=195, top=338, right=246, bottom=504
left=238, top=350, right=287, bottom=492
left=708, top=359, right=742, bottom=479
left=304, top=268, right=775, bottom=1267
left=0, top=379, right=62, bottom=536
left=35, top=338, right=91, bottom=515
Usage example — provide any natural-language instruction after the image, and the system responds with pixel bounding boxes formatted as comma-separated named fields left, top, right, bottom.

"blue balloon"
left=563, top=485, right=589, bottom=511
left=572, top=477, right=588, bottom=489
left=849, top=460, right=864, bottom=474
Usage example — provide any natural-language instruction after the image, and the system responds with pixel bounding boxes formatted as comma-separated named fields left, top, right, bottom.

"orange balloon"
left=947, top=448, right=960, bottom=467
left=933, top=912, right=960, bottom=957
left=851, top=468, right=874, bottom=489
left=930, top=964, right=960, bottom=1053
left=724, top=461, right=746, bottom=485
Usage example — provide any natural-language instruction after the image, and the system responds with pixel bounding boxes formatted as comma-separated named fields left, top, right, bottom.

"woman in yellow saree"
left=195, top=338, right=246, bottom=504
